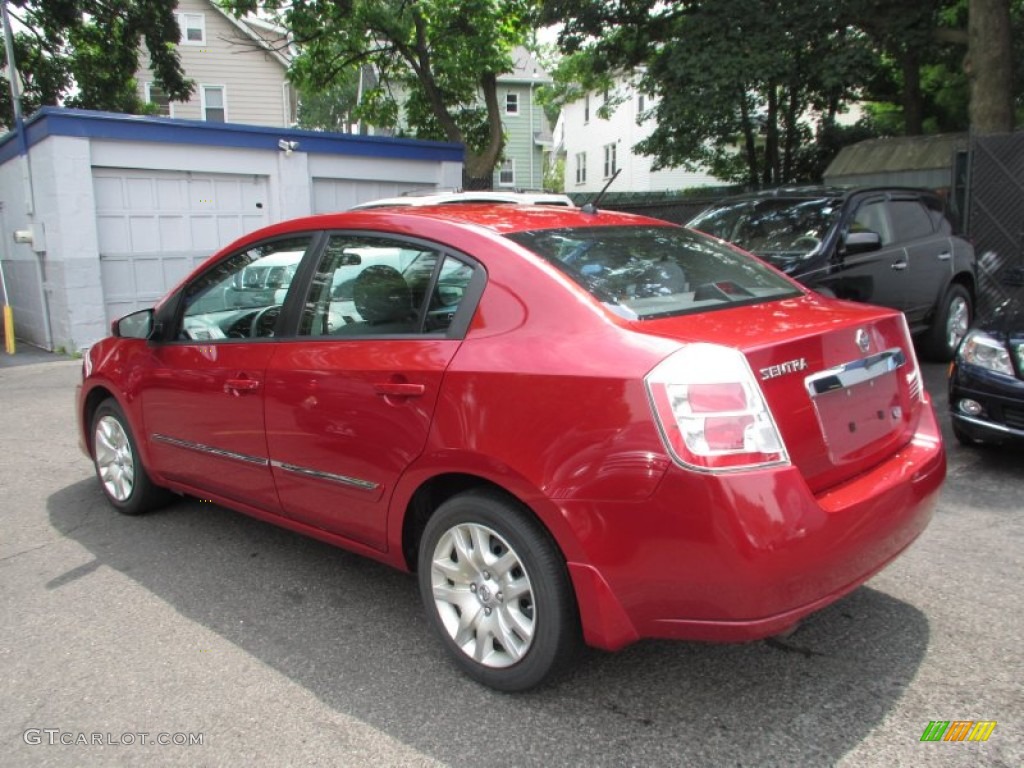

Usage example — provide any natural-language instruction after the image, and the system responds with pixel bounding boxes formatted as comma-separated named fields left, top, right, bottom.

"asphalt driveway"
left=0, top=356, right=1020, bottom=767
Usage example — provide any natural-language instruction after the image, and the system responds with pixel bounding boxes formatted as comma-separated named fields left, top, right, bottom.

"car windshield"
left=506, top=226, right=801, bottom=320
left=689, top=197, right=842, bottom=260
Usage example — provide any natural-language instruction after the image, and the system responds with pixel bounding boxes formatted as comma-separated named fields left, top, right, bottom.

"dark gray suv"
left=688, top=187, right=977, bottom=361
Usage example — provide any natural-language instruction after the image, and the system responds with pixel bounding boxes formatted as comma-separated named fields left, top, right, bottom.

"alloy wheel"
left=429, top=522, right=536, bottom=668
left=94, top=415, right=136, bottom=502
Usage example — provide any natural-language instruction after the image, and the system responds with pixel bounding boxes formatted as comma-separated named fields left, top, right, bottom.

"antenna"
left=581, top=169, right=621, bottom=214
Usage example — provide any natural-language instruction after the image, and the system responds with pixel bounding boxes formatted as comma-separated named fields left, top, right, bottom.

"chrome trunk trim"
left=805, top=348, right=906, bottom=397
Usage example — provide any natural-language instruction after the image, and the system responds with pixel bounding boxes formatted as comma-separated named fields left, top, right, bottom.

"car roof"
left=710, top=185, right=941, bottom=204
left=245, top=205, right=668, bottom=249
left=349, top=190, right=575, bottom=210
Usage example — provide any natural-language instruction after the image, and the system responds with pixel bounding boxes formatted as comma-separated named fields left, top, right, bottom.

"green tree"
left=226, top=0, right=541, bottom=185
left=1, top=0, right=192, bottom=126
left=545, top=0, right=876, bottom=185
left=544, top=0, right=1020, bottom=186
left=296, top=75, right=360, bottom=132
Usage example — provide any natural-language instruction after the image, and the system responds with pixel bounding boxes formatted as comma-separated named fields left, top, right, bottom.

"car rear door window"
left=298, top=234, right=479, bottom=337
left=889, top=199, right=936, bottom=242
left=923, top=196, right=955, bottom=235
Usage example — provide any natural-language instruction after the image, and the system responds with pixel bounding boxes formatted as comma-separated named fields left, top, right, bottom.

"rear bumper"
left=564, top=403, right=946, bottom=651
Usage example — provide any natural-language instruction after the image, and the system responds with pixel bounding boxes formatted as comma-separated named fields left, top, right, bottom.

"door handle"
left=225, top=378, right=261, bottom=393
left=373, top=382, right=425, bottom=397
left=937, top=252, right=952, bottom=261
left=890, top=261, right=908, bottom=271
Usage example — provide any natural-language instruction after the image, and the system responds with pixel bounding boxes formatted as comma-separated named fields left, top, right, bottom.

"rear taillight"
left=898, top=314, right=925, bottom=402
left=645, top=344, right=789, bottom=472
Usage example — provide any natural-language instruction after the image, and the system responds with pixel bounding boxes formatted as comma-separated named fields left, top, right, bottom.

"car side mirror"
left=113, top=308, right=155, bottom=339
left=340, top=251, right=363, bottom=266
left=843, top=230, right=882, bottom=255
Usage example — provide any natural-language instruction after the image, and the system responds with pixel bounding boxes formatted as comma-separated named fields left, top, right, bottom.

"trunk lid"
left=634, top=295, right=925, bottom=493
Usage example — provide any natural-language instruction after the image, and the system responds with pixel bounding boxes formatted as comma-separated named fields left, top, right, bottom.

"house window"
left=145, top=83, right=171, bottom=117
left=202, top=85, right=226, bottom=122
left=603, top=143, right=617, bottom=178
left=177, top=13, right=205, bottom=45
left=584, top=94, right=590, bottom=123
left=575, top=153, right=587, bottom=185
left=498, top=159, right=515, bottom=187
left=638, top=93, right=645, bottom=115
left=505, top=92, right=519, bottom=115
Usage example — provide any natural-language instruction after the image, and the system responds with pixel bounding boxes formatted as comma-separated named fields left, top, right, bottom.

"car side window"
left=923, top=196, right=954, bottom=235
left=298, top=234, right=477, bottom=337
left=889, top=199, right=936, bottom=243
left=177, top=235, right=314, bottom=341
left=850, top=200, right=894, bottom=246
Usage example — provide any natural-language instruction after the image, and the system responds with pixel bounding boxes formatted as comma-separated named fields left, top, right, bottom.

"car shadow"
left=49, top=480, right=931, bottom=766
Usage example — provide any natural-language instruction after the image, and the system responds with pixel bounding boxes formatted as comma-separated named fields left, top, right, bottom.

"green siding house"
left=492, top=48, right=554, bottom=191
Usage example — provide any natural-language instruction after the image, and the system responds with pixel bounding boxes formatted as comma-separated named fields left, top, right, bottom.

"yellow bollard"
left=3, top=304, right=14, bottom=354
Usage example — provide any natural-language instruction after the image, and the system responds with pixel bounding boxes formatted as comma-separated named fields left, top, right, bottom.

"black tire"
left=952, top=421, right=980, bottom=447
left=921, top=284, right=972, bottom=362
left=418, top=490, right=580, bottom=691
left=90, top=399, right=169, bottom=515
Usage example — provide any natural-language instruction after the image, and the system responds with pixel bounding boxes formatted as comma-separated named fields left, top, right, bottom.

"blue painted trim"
left=0, top=106, right=464, bottom=166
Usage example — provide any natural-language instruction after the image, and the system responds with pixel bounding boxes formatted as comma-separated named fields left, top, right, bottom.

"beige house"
left=136, top=0, right=296, bottom=127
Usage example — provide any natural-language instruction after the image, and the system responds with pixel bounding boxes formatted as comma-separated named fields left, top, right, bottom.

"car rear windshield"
left=506, top=226, right=802, bottom=320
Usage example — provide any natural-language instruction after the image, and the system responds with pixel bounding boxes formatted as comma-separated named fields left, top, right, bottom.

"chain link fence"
left=966, top=132, right=1024, bottom=319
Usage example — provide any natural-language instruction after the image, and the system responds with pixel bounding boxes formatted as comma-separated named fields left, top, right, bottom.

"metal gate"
left=966, top=132, right=1024, bottom=317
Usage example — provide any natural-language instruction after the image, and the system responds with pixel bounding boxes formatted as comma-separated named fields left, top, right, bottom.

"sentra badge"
left=760, top=358, right=808, bottom=381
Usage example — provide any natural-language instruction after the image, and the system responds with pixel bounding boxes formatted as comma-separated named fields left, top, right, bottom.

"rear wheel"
left=418, top=490, right=580, bottom=691
left=91, top=399, right=169, bottom=515
left=921, top=284, right=971, bottom=362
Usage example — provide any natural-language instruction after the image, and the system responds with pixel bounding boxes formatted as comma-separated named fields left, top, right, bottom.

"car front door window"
left=179, top=236, right=314, bottom=341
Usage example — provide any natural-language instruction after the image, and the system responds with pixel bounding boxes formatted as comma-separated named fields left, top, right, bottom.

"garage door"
left=94, top=169, right=269, bottom=322
left=312, top=178, right=432, bottom=213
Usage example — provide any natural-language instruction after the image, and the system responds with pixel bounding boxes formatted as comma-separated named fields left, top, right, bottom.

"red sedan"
left=77, top=205, right=945, bottom=691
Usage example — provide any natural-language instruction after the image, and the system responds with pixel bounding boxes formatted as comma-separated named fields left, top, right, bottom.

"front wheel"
left=418, top=490, right=580, bottom=691
left=921, top=284, right=972, bottom=362
left=91, top=399, right=169, bottom=515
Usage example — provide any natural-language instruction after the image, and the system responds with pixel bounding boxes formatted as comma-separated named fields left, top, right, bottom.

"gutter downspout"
left=2, top=0, right=53, bottom=351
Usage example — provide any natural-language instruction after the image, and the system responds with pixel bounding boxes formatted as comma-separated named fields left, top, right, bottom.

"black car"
left=688, top=187, right=977, bottom=361
left=948, top=296, right=1024, bottom=446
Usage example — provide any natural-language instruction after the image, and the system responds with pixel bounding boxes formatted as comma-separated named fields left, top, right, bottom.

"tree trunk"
left=783, top=84, right=800, bottom=183
left=967, top=0, right=1014, bottom=134
left=463, top=71, right=505, bottom=186
left=901, top=47, right=924, bottom=135
left=763, top=85, right=779, bottom=186
left=739, top=93, right=760, bottom=187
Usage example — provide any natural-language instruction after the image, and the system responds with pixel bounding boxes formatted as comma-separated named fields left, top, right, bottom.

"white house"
left=558, top=74, right=725, bottom=194
left=135, top=0, right=296, bottom=127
